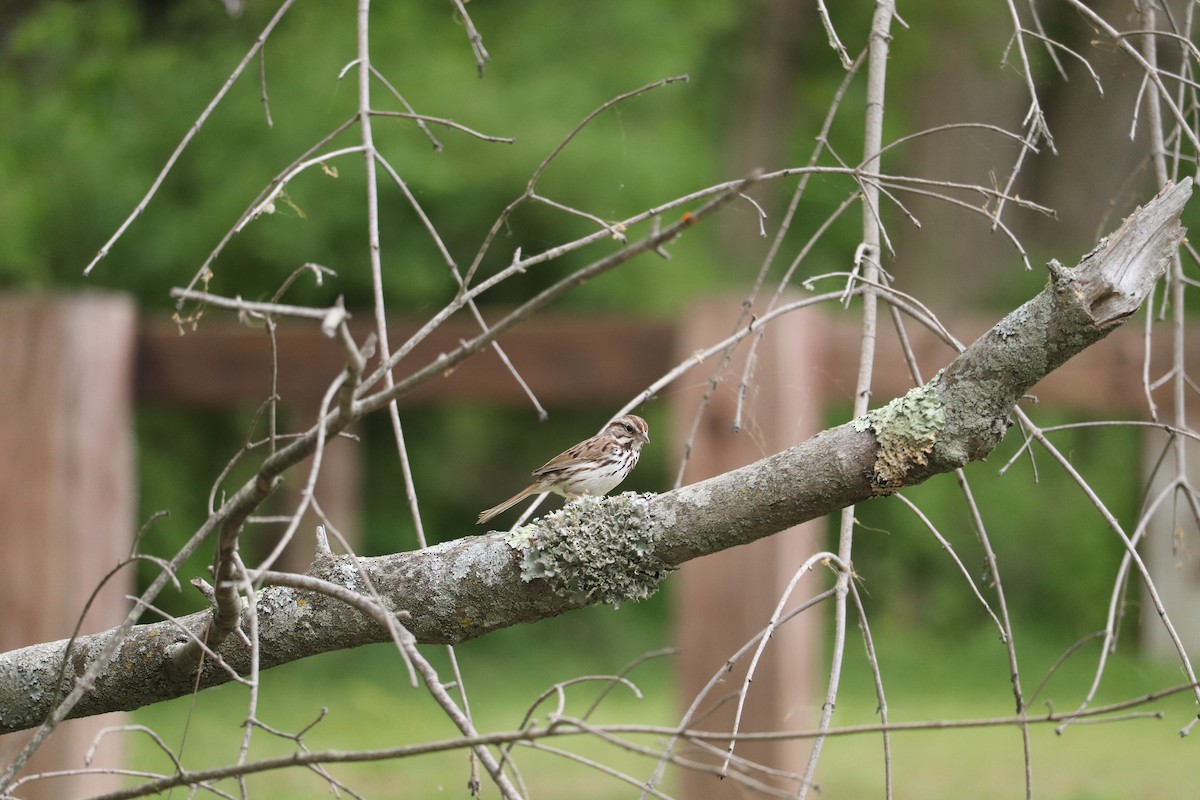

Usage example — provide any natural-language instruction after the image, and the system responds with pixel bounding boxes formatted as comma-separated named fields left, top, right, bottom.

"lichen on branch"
left=852, top=383, right=946, bottom=491
left=507, top=493, right=671, bottom=608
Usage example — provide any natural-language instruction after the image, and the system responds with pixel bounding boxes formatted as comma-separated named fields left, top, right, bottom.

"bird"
left=477, top=414, right=650, bottom=525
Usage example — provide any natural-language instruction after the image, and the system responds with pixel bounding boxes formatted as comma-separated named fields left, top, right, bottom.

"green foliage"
left=0, top=1, right=767, bottom=311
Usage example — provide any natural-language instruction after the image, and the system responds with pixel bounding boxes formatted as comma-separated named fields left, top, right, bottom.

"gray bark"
left=0, top=179, right=1189, bottom=735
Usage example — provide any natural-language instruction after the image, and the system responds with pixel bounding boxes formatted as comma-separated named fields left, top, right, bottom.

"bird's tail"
left=477, top=484, right=540, bottom=525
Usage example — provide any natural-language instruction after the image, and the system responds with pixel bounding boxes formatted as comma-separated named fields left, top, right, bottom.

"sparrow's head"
left=609, top=414, right=650, bottom=446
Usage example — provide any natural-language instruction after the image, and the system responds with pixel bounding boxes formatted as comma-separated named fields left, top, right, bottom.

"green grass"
left=131, top=604, right=680, bottom=798
left=128, top=613, right=1200, bottom=799
left=821, top=627, right=1199, bottom=800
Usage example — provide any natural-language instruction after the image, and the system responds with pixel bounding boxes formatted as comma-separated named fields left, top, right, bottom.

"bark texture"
left=0, top=179, right=1189, bottom=734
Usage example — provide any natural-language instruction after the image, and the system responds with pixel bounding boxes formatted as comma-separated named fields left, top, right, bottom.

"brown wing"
left=530, top=440, right=593, bottom=479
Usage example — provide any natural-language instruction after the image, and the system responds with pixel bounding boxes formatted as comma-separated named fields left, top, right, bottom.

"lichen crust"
left=851, top=383, right=946, bottom=490
left=506, top=492, right=671, bottom=608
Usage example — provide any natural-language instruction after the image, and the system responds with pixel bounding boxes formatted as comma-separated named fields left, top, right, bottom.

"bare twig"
left=83, top=0, right=299, bottom=276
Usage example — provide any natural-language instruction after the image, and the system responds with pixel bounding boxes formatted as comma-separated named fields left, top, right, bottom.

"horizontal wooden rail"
left=136, top=315, right=675, bottom=409
left=136, top=310, right=1192, bottom=415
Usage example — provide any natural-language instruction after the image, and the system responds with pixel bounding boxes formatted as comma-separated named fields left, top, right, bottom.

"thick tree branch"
left=0, top=180, right=1188, bottom=734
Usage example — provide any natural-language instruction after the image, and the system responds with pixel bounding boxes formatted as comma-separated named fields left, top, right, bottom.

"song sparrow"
left=477, top=414, right=650, bottom=525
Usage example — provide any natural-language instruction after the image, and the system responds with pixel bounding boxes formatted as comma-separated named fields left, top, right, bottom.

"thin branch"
left=83, top=0, right=299, bottom=276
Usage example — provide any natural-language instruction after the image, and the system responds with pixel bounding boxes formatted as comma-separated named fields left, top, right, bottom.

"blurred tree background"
left=0, top=0, right=1155, bottom=647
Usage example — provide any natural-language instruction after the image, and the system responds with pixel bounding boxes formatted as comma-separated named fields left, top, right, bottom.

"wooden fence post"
left=0, top=293, right=135, bottom=798
left=1142, top=422, right=1200, bottom=658
left=672, top=299, right=825, bottom=796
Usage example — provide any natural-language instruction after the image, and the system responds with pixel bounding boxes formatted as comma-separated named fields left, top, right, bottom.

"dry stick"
left=799, top=4, right=894, bottom=798
left=1019, top=28, right=1103, bottom=91
left=873, top=179, right=1036, bottom=270
left=721, top=553, right=844, bottom=778
left=1021, top=0, right=1069, bottom=79
left=179, top=117, right=360, bottom=302
left=1002, top=421, right=1200, bottom=465
left=1145, top=282, right=1164, bottom=421
left=352, top=4, right=412, bottom=541
left=894, top=494, right=1004, bottom=636
left=502, top=670, right=647, bottom=778
left=992, top=2, right=1060, bottom=227
left=365, top=64, right=442, bottom=149
left=45, top=691, right=1166, bottom=800
left=816, top=0, right=853, bottom=68
left=731, top=195, right=858, bottom=431
left=620, top=277, right=958, bottom=429
left=258, top=38, right=273, bottom=128
left=620, top=290, right=858, bottom=423
left=1001, top=0, right=1053, bottom=150
left=237, top=145, right=367, bottom=236
left=1154, top=0, right=1200, bottom=603
left=372, top=152, right=548, bottom=420
left=530, top=193, right=630, bottom=241
left=499, top=649, right=670, bottom=783
left=231, top=552, right=260, bottom=799
left=878, top=144, right=1037, bottom=800
left=515, top=741, right=676, bottom=800
left=681, top=738, right=802, bottom=794
left=730, top=55, right=866, bottom=431
left=444, top=164, right=1046, bottom=344
left=266, top=315, right=281, bottom=456
left=460, top=74, right=689, bottom=288
left=248, top=711, right=365, bottom=800
left=872, top=122, right=1047, bottom=249
left=1029, top=427, right=1200, bottom=724
left=83, top=0, right=298, bottom=277
left=89, top=725, right=186, bottom=778
left=448, top=0, right=490, bottom=76
left=204, top=396, right=276, bottom=517
left=369, top=110, right=513, bottom=143
left=168, top=288, right=340, bottom=320
left=1027, top=631, right=1107, bottom=709
left=957, top=470, right=1035, bottom=798
left=847, top=579, right=892, bottom=800
left=871, top=148, right=1043, bottom=791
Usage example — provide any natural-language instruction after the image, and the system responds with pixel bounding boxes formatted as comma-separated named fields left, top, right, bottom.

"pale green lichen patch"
left=506, top=492, right=671, bottom=608
left=852, top=383, right=946, bottom=490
